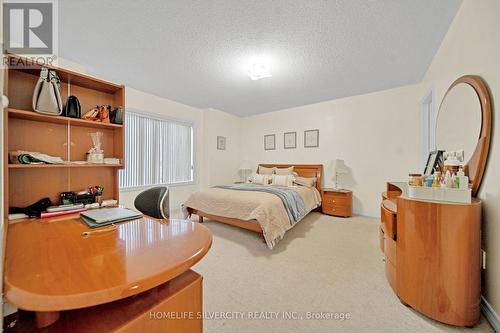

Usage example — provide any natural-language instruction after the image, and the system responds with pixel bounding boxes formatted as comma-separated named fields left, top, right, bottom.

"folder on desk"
left=80, top=208, right=143, bottom=228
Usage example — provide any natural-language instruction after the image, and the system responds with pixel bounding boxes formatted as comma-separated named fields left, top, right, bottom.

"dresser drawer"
left=384, top=236, right=397, bottom=266
left=379, top=227, right=385, bottom=253
left=385, top=231, right=397, bottom=292
left=385, top=259, right=397, bottom=292
left=322, top=195, right=348, bottom=206
left=322, top=203, right=350, bottom=216
left=381, top=202, right=396, bottom=239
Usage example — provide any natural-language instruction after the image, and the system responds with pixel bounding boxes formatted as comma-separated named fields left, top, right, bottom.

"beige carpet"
left=192, top=212, right=493, bottom=333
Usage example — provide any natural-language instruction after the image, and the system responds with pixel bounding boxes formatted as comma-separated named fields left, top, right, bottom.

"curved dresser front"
left=380, top=183, right=481, bottom=327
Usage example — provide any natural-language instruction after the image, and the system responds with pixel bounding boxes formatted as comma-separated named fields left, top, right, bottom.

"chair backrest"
left=134, top=186, right=169, bottom=219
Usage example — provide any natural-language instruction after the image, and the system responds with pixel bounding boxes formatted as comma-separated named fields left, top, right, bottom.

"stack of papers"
left=9, top=151, right=64, bottom=164
left=104, top=158, right=121, bottom=165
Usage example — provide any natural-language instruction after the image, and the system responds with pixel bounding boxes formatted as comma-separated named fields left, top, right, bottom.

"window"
left=119, top=111, right=194, bottom=189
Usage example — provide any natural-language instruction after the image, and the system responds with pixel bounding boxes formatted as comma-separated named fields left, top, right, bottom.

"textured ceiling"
left=58, top=0, right=462, bottom=116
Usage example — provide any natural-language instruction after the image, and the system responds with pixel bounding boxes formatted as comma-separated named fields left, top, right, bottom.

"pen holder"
left=95, top=195, right=103, bottom=205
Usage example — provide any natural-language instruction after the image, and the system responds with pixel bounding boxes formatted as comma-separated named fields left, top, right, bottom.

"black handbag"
left=110, top=107, right=124, bottom=124
left=63, top=95, right=81, bottom=118
left=9, top=197, right=52, bottom=217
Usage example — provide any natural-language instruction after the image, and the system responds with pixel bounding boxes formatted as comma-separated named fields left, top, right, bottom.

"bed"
left=184, top=164, right=323, bottom=249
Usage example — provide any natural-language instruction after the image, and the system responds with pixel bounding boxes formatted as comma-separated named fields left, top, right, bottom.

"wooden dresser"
left=321, top=188, right=352, bottom=217
left=380, top=183, right=481, bottom=326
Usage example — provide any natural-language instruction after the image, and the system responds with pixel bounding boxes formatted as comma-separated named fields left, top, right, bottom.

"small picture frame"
left=284, top=132, right=296, bottom=149
left=423, top=150, right=444, bottom=176
left=304, top=129, right=319, bottom=148
left=264, top=134, right=276, bottom=150
left=217, top=136, right=226, bottom=150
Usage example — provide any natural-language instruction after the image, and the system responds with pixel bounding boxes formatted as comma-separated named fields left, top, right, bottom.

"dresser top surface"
left=388, top=182, right=480, bottom=206
left=322, top=188, right=352, bottom=193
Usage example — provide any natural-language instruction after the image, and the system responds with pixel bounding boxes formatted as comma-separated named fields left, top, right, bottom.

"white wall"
left=421, top=0, right=500, bottom=317
left=241, top=84, right=425, bottom=217
left=203, top=108, right=242, bottom=186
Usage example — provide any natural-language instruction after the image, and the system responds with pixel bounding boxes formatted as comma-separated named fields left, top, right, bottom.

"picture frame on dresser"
left=423, top=150, right=444, bottom=176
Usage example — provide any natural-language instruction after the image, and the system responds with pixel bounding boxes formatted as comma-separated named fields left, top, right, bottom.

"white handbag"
left=32, top=67, right=63, bottom=115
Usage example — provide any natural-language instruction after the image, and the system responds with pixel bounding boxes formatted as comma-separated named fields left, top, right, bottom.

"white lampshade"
left=333, top=159, right=348, bottom=174
left=239, top=160, right=253, bottom=171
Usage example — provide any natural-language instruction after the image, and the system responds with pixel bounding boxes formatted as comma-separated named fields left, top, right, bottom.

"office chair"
left=134, top=186, right=169, bottom=219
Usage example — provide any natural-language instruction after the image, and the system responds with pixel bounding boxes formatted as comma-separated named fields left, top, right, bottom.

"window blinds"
left=119, top=112, right=193, bottom=189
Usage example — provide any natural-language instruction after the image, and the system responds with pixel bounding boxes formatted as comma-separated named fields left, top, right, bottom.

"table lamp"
left=333, top=159, right=348, bottom=190
left=239, top=160, right=253, bottom=183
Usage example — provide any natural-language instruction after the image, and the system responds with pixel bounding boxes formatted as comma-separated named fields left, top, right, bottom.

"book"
left=40, top=207, right=87, bottom=219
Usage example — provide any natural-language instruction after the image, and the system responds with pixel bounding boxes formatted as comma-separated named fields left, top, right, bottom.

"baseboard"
left=482, top=296, right=500, bottom=332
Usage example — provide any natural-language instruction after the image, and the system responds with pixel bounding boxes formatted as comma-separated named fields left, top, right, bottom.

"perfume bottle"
left=432, top=172, right=441, bottom=188
left=445, top=170, right=454, bottom=188
left=456, top=168, right=469, bottom=190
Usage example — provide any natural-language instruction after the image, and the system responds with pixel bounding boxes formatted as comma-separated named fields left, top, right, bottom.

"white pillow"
left=271, top=174, right=294, bottom=187
left=250, top=173, right=271, bottom=185
left=294, top=176, right=317, bottom=188
left=258, top=166, right=275, bottom=175
left=275, top=166, right=294, bottom=175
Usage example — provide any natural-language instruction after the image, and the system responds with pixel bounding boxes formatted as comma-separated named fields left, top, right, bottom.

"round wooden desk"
left=4, top=215, right=212, bottom=329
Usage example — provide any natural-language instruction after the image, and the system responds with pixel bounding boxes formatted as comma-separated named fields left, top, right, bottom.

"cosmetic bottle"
left=456, top=168, right=469, bottom=190
left=426, top=176, right=434, bottom=187
left=432, top=172, right=441, bottom=188
left=445, top=170, right=454, bottom=188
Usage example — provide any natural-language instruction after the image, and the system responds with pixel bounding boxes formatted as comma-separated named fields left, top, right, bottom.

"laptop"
left=81, top=208, right=143, bottom=224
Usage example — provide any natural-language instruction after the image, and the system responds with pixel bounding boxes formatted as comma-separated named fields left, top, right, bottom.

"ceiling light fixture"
left=247, top=63, right=272, bottom=81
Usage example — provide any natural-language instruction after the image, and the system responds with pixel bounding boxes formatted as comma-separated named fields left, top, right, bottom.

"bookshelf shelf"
left=7, top=108, right=123, bottom=129
left=8, top=163, right=123, bottom=169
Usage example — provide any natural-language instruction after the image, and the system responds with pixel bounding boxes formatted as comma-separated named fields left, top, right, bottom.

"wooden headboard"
left=258, top=164, right=323, bottom=191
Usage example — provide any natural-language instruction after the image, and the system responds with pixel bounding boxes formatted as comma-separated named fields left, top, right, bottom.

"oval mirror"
left=435, top=75, right=492, bottom=196
left=436, top=83, right=481, bottom=162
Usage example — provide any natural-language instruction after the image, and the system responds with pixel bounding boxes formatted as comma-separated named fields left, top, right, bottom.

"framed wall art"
left=284, top=132, right=297, bottom=149
left=217, top=136, right=226, bottom=150
left=264, top=134, right=276, bottom=150
left=304, top=129, right=319, bottom=148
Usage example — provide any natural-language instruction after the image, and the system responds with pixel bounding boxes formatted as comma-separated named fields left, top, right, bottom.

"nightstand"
left=321, top=188, right=353, bottom=217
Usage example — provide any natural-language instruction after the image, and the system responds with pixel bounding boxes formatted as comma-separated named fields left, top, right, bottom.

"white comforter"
left=184, top=185, right=321, bottom=248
